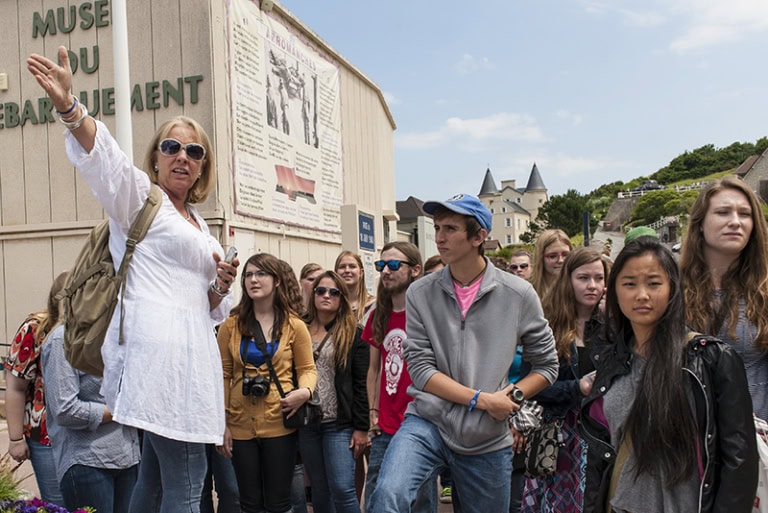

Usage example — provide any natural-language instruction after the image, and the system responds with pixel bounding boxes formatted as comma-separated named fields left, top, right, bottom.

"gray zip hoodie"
left=403, top=259, right=558, bottom=455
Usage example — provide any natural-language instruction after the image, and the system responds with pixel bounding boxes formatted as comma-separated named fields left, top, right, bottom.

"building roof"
left=483, top=239, right=502, bottom=252
left=478, top=168, right=498, bottom=196
left=735, top=154, right=761, bottom=177
left=396, top=196, right=427, bottom=221
left=503, top=199, right=530, bottom=215
left=525, top=163, right=546, bottom=191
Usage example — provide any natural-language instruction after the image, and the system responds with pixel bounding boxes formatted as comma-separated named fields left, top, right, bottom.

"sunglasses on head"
left=509, top=263, right=529, bottom=271
left=158, top=138, right=207, bottom=161
left=374, top=260, right=411, bottom=272
left=314, top=286, right=342, bottom=297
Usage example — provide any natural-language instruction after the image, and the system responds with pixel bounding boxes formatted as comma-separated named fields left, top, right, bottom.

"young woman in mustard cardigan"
left=217, top=253, right=317, bottom=513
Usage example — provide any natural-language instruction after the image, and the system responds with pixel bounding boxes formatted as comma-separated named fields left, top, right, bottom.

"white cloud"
left=668, top=0, right=768, bottom=53
left=556, top=109, right=584, bottom=126
left=395, top=113, right=544, bottom=150
left=453, top=53, right=494, bottom=74
left=581, top=2, right=665, bottom=27
left=382, top=91, right=401, bottom=106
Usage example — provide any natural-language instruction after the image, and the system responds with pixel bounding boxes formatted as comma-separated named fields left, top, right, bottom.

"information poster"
left=228, top=0, right=343, bottom=232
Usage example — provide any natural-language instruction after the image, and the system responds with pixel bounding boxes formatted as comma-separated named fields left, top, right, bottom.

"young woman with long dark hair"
left=580, top=237, right=757, bottom=513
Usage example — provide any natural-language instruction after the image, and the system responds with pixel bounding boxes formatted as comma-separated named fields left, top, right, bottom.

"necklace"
left=182, top=208, right=193, bottom=222
left=452, top=263, right=487, bottom=288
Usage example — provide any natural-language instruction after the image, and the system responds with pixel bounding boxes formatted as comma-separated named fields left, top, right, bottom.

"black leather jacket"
left=579, top=331, right=758, bottom=513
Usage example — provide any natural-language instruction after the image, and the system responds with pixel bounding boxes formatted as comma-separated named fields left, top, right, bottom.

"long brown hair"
left=304, top=271, right=357, bottom=368
left=530, top=229, right=572, bottom=300
left=542, top=247, right=606, bottom=362
left=371, top=242, right=423, bottom=346
left=680, top=176, right=768, bottom=349
left=334, top=251, right=374, bottom=323
left=233, top=253, right=297, bottom=342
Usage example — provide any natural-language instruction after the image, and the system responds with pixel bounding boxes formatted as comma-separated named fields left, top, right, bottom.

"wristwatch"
left=510, top=387, right=525, bottom=403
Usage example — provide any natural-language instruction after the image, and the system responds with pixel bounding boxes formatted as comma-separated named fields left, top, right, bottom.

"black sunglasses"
left=374, top=260, right=411, bottom=272
left=158, top=138, right=207, bottom=161
left=509, top=263, right=529, bottom=271
left=314, top=286, right=342, bottom=297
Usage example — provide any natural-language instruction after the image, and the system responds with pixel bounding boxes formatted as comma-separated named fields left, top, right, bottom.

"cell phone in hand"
left=224, top=247, right=238, bottom=264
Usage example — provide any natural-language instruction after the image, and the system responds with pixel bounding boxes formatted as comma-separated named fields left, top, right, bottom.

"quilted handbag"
left=523, top=419, right=564, bottom=478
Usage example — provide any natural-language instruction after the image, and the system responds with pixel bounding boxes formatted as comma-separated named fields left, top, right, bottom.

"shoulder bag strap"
left=117, top=185, right=163, bottom=344
left=253, top=321, right=288, bottom=398
left=313, top=329, right=333, bottom=361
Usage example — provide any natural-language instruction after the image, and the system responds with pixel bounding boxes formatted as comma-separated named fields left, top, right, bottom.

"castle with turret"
left=478, top=164, right=548, bottom=245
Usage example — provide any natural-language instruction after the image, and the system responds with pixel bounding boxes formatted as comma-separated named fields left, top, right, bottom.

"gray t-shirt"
left=603, top=355, right=700, bottom=513
left=715, top=293, right=768, bottom=421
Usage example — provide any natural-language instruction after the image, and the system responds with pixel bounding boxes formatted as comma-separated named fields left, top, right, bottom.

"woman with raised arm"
left=28, top=46, right=238, bottom=513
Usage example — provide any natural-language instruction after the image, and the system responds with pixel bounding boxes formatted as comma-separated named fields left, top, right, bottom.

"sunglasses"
left=158, top=138, right=207, bottom=161
left=374, top=260, right=411, bottom=272
left=314, top=286, right=342, bottom=297
left=509, top=263, right=529, bottom=271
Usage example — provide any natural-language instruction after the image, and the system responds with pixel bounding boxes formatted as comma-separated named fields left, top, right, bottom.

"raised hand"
left=27, top=46, right=73, bottom=112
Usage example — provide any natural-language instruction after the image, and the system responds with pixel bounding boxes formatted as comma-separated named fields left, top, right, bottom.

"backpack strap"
left=117, top=185, right=163, bottom=344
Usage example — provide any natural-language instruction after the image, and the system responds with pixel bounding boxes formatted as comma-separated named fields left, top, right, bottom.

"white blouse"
left=66, top=122, right=232, bottom=444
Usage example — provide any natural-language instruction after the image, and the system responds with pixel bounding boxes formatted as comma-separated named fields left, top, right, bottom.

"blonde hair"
left=334, top=251, right=374, bottom=323
left=530, top=229, right=572, bottom=300
left=142, top=116, right=216, bottom=204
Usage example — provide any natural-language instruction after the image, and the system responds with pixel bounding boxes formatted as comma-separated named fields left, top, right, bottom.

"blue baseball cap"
left=423, top=194, right=492, bottom=232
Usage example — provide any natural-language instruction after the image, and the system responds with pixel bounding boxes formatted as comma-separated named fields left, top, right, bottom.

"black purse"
left=254, top=322, right=323, bottom=429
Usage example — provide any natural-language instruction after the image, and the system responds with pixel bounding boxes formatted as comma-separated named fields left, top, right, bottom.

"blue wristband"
left=468, top=389, right=481, bottom=412
left=56, top=96, right=78, bottom=116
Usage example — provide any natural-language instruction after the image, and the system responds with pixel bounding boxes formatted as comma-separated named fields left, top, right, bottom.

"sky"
left=278, top=0, right=768, bottom=202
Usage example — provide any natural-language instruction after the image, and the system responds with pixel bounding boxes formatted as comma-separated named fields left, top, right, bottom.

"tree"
left=535, top=189, right=597, bottom=237
left=630, top=189, right=680, bottom=225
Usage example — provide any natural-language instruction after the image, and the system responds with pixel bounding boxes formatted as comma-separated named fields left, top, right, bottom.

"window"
left=502, top=207, right=507, bottom=213
left=505, top=218, right=511, bottom=227
left=506, top=235, right=512, bottom=244
left=517, top=219, right=521, bottom=230
left=517, top=198, right=521, bottom=203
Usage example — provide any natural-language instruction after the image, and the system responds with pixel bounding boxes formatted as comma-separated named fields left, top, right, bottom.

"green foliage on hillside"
left=517, top=136, right=767, bottom=242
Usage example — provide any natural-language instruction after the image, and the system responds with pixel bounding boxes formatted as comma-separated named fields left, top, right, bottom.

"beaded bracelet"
left=55, top=96, right=78, bottom=116
left=58, top=103, right=89, bottom=131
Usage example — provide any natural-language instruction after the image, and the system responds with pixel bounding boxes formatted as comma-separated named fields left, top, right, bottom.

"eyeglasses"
left=158, top=138, right=207, bottom=161
left=244, top=270, right=271, bottom=280
left=544, top=252, right=570, bottom=262
left=374, top=260, right=411, bottom=272
left=509, top=263, right=529, bottom=271
left=314, top=286, right=342, bottom=297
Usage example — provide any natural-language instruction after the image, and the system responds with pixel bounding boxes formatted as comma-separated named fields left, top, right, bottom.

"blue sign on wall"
left=358, top=212, right=375, bottom=251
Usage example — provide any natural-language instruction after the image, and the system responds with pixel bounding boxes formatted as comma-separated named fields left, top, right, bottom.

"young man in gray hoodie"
left=368, top=194, right=558, bottom=513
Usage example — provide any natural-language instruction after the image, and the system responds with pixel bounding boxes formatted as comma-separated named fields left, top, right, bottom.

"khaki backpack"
left=61, top=185, right=162, bottom=376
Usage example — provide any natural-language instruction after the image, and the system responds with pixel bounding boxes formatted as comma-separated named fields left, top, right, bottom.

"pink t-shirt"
left=454, top=279, right=482, bottom=319
left=362, top=309, right=413, bottom=435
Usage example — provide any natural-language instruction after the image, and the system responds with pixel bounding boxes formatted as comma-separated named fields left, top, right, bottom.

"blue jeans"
left=128, top=432, right=208, bottom=513
left=60, top=464, right=138, bottom=513
left=365, top=432, right=436, bottom=513
left=290, top=462, right=308, bottom=513
left=201, top=445, right=240, bottom=513
left=28, top=438, right=65, bottom=506
left=368, top=415, right=512, bottom=513
left=299, top=423, right=360, bottom=513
